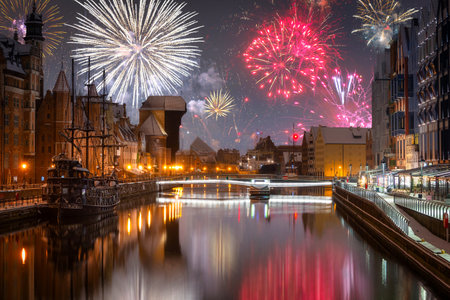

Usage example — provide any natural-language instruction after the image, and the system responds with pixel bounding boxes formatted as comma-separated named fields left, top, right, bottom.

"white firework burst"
left=204, top=89, right=236, bottom=120
left=70, top=0, right=203, bottom=107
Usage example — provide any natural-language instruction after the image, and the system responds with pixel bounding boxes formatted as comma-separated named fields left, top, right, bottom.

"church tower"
left=23, top=0, right=45, bottom=182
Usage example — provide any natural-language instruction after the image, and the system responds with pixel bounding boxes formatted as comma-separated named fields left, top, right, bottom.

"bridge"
left=156, top=179, right=332, bottom=188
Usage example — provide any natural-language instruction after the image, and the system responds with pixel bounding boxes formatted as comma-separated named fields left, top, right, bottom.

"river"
left=0, top=186, right=441, bottom=299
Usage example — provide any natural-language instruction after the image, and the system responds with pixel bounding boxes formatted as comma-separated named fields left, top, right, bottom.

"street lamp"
left=420, top=156, right=425, bottom=195
left=381, top=158, right=386, bottom=192
left=21, top=162, right=28, bottom=187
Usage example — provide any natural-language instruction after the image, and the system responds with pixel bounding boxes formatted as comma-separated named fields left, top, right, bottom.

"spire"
left=53, top=70, right=70, bottom=93
left=33, top=0, right=37, bottom=12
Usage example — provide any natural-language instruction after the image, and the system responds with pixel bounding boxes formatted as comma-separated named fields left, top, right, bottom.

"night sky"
left=13, top=0, right=427, bottom=152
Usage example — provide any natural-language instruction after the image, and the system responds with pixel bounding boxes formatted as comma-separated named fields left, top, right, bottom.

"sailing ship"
left=43, top=59, right=120, bottom=219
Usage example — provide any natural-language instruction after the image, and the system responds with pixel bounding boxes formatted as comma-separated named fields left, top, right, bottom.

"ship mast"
left=71, top=59, right=75, bottom=158
left=102, top=69, right=106, bottom=177
left=85, top=57, right=91, bottom=172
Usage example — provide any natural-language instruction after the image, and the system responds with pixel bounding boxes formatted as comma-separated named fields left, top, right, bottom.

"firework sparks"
left=243, top=4, right=340, bottom=99
left=70, top=0, right=202, bottom=107
left=320, top=68, right=372, bottom=128
left=204, top=89, right=236, bottom=120
left=352, top=0, right=418, bottom=49
left=0, top=0, right=64, bottom=57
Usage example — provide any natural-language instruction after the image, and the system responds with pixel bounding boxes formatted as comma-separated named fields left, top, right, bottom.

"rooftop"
left=140, top=96, right=186, bottom=111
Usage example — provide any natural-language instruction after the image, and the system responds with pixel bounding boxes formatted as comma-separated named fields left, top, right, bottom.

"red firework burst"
left=243, top=5, right=340, bottom=99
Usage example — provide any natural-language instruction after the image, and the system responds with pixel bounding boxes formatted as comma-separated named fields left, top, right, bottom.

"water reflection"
left=0, top=187, right=439, bottom=300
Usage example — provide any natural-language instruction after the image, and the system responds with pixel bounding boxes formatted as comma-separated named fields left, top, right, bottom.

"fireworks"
left=70, top=0, right=202, bottom=107
left=320, top=68, right=372, bottom=128
left=352, top=0, right=418, bottom=49
left=243, top=4, right=340, bottom=99
left=204, top=89, right=236, bottom=120
left=0, top=0, right=64, bottom=57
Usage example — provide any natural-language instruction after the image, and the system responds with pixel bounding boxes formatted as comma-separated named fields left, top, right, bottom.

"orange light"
left=21, top=248, right=26, bottom=264
left=338, top=166, right=342, bottom=169
left=21, top=163, right=27, bottom=170
left=163, top=165, right=167, bottom=170
left=227, top=167, right=232, bottom=171
left=127, top=164, right=132, bottom=170
left=127, top=216, right=131, bottom=235
left=147, top=165, right=152, bottom=170
left=138, top=165, right=143, bottom=170
left=138, top=211, right=142, bottom=232
left=147, top=210, right=151, bottom=228
left=203, top=167, right=207, bottom=171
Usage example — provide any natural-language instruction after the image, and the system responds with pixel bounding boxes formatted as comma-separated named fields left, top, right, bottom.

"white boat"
left=249, top=179, right=270, bottom=200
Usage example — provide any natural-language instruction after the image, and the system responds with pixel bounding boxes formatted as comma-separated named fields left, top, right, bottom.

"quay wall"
left=333, top=186, right=450, bottom=296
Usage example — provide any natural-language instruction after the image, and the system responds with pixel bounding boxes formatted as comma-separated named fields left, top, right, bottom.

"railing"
left=393, top=193, right=450, bottom=221
left=336, top=181, right=410, bottom=234
left=0, top=184, right=42, bottom=191
left=0, top=195, right=43, bottom=210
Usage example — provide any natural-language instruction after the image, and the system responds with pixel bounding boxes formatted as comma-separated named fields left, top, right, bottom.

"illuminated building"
left=0, top=4, right=44, bottom=184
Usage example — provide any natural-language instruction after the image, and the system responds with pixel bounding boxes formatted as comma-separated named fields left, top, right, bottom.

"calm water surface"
left=0, top=186, right=440, bottom=299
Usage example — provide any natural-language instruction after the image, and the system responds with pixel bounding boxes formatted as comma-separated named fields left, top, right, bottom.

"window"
left=41, top=146, right=44, bottom=153
left=3, top=153, right=8, bottom=168
left=4, top=114, right=9, bottom=126
left=4, top=134, right=8, bottom=145
left=13, top=154, right=18, bottom=169
left=13, top=134, right=18, bottom=146
left=13, top=115, right=19, bottom=127
left=48, top=146, right=51, bottom=153
left=4, top=96, right=8, bottom=106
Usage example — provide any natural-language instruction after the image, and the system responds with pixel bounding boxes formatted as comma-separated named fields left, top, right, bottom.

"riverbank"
left=333, top=185, right=450, bottom=297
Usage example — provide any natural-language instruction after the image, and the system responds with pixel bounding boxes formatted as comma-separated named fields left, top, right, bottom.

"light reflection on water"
left=0, top=186, right=440, bottom=299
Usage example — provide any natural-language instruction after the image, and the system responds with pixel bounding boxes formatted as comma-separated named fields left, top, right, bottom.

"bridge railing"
left=336, top=181, right=410, bottom=234
left=393, top=193, right=450, bottom=221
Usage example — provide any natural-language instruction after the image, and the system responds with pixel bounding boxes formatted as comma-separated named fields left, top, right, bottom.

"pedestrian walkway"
left=378, top=192, right=450, bottom=261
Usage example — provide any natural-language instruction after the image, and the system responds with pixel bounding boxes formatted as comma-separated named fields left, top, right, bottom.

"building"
left=417, top=0, right=442, bottom=165
left=138, top=96, right=186, bottom=172
left=216, top=149, right=240, bottom=165
left=112, top=103, right=143, bottom=177
left=313, top=126, right=369, bottom=178
left=390, top=19, right=420, bottom=170
left=436, top=0, right=450, bottom=163
left=277, top=145, right=302, bottom=173
left=301, top=127, right=319, bottom=176
left=371, top=49, right=392, bottom=168
left=35, top=69, right=71, bottom=181
left=246, top=136, right=277, bottom=172
left=0, top=4, right=44, bottom=184
left=176, top=137, right=216, bottom=172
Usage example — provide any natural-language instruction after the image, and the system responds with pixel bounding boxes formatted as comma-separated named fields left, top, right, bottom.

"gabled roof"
left=53, top=70, right=70, bottom=93
left=140, top=96, right=186, bottom=111
left=190, top=137, right=215, bottom=155
left=0, top=35, right=29, bottom=75
left=139, top=113, right=167, bottom=136
left=318, top=127, right=369, bottom=145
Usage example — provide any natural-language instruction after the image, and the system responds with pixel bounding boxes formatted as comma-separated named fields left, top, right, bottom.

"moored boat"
left=42, top=154, right=120, bottom=219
